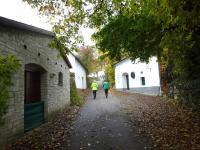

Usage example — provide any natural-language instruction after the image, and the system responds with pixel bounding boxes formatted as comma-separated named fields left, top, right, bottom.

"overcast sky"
left=0, top=0, right=94, bottom=46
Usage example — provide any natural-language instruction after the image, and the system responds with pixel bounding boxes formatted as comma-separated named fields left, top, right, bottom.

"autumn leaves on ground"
left=7, top=90, right=200, bottom=150
left=117, top=91, right=200, bottom=150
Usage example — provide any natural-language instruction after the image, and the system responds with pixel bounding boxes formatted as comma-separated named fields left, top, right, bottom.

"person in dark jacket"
left=103, top=80, right=110, bottom=98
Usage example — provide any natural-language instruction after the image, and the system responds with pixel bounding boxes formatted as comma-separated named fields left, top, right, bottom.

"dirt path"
left=65, top=90, right=151, bottom=150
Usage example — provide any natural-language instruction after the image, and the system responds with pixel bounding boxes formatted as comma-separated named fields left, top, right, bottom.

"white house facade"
left=98, top=70, right=106, bottom=81
left=88, top=70, right=106, bottom=81
left=115, top=56, right=161, bottom=95
left=67, top=52, right=87, bottom=89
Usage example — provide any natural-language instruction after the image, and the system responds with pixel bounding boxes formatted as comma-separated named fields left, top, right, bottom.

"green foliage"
left=0, top=55, right=20, bottom=125
left=23, top=0, right=85, bottom=54
left=78, top=47, right=105, bottom=79
left=24, top=0, right=200, bottom=105
left=92, top=0, right=200, bottom=86
left=24, top=0, right=200, bottom=58
left=105, top=63, right=115, bottom=87
left=78, top=46, right=96, bottom=73
left=48, top=36, right=70, bottom=54
left=70, top=73, right=84, bottom=106
left=170, top=79, right=200, bottom=109
left=86, top=76, right=93, bottom=89
left=99, top=53, right=115, bottom=87
left=91, top=0, right=200, bottom=105
left=93, top=14, right=162, bottom=61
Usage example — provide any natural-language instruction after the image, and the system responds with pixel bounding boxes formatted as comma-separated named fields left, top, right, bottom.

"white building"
left=115, top=56, right=161, bottom=95
left=89, top=70, right=105, bottom=80
left=88, top=70, right=106, bottom=86
left=67, top=52, right=87, bottom=89
left=98, top=70, right=106, bottom=81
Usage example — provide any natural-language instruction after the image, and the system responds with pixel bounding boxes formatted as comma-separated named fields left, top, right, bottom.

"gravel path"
left=65, top=90, right=151, bottom=150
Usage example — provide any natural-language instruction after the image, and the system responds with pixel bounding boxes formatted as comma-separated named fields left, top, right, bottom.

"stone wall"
left=117, top=86, right=161, bottom=96
left=0, top=26, right=70, bottom=147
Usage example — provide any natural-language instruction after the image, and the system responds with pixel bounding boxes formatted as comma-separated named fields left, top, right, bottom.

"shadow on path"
left=65, top=90, right=151, bottom=150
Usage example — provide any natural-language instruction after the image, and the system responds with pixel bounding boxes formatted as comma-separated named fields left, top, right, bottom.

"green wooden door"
left=24, top=71, right=44, bottom=131
left=24, top=101, right=44, bottom=131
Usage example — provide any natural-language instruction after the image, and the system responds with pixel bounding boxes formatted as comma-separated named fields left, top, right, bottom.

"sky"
left=0, top=0, right=95, bottom=46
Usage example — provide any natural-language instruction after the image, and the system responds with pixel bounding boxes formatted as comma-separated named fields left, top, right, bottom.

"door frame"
left=24, top=63, right=47, bottom=131
left=122, top=72, right=130, bottom=90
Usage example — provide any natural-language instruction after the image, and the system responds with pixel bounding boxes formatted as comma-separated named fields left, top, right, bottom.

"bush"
left=0, top=55, right=20, bottom=125
left=170, top=79, right=200, bottom=110
left=70, top=73, right=84, bottom=106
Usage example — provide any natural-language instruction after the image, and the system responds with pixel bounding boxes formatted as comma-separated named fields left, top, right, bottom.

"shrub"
left=70, top=73, right=84, bottom=106
left=0, top=55, right=20, bottom=125
left=170, top=79, right=200, bottom=110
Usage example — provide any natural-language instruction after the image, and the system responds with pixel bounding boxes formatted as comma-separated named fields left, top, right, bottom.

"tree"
left=24, top=0, right=86, bottom=53
left=24, top=0, right=200, bottom=73
left=105, top=60, right=115, bottom=87
left=78, top=46, right=98, bottom=73
left=93, top=1, right=200, bottom=77
left=24, top=0, right=200, bottom=104
left=99, top=52, right=116, bottom=86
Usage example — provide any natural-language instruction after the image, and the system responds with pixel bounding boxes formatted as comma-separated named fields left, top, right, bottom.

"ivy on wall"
left=0, top=55, right=20, bottom=125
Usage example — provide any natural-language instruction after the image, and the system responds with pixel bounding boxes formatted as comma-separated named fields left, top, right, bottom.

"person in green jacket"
left=91, top=80, right=98, bottom=99
left=103, top=80, right=110, bottom=98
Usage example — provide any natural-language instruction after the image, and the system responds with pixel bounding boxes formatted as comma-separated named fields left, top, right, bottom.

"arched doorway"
left=122, top=73, right=129, bottom=90
left=24, top=63, right=47, bottom=131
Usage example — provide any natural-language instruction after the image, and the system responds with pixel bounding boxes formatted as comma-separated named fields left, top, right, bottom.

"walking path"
left=8, top=90, right=200, bottom=149
left=65, top=90, right=151, bottom=150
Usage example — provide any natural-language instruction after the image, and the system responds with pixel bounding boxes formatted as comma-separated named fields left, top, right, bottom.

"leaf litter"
left=114, top=90, right=200, bottom=150
left=5, top=90, right=90, bottom=150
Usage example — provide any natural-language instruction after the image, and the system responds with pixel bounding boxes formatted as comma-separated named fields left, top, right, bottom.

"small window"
left=131, top=72, right=135, bottom=79
left=141, top=77, right=145, bottom=85
left=58, top=72, right=63, bottom=86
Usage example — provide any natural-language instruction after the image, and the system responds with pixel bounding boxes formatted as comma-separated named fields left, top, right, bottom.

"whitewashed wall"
left=98, top=70, right=106, bottom=81
left=67, top=53, right=76, bottom=73
left=74, top=60, right=87, bottom=89
left=115, top=57, right=160, bottom=95
left=67, top=53, right=87, bottom=89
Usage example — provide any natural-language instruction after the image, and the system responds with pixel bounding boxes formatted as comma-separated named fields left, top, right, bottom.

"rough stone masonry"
left=0, top=17, right=71, bottom=147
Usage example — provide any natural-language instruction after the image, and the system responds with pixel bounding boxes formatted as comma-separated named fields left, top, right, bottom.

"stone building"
left=0, top=17, right=72, bottom=147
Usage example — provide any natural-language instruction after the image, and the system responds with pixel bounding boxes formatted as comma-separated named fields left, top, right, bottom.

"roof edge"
left=69, top=51, right=88, bottom=72
left=114, top=58, right=130, bottom=66
left=61, top=53, right=72, bottom=69
left=0, top=16, right=55, bottom=37
left=0, top=17, right=72, bottom=68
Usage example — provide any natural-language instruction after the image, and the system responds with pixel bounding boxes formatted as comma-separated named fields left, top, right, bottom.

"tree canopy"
left=24, top=0, right=200, bottom=78
left=23, top=0, right=200, bottom=105
left=93, top=0, right=200, bottom=78
left=78, top=46, right=97, bottom=73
